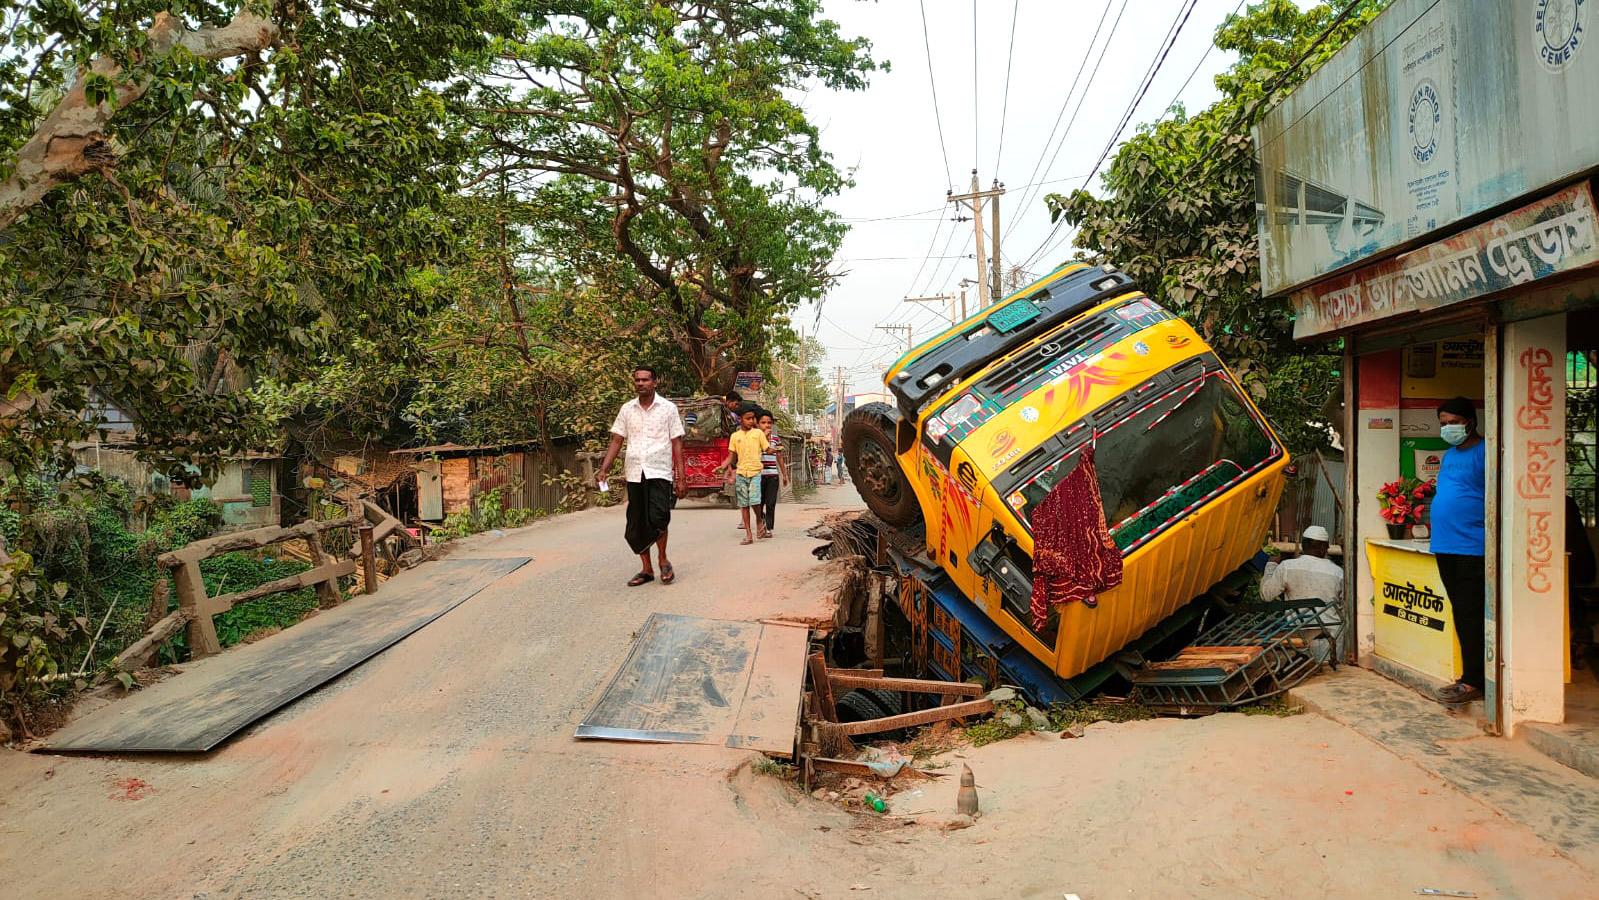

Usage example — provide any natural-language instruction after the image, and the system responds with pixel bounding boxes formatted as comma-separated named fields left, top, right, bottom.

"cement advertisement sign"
left=1288, top=183, right=1599, bottom=339
left=1256, top=0, right=1599, bottom=296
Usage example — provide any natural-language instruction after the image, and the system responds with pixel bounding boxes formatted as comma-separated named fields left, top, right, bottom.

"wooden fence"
left=114, top=502, right=414, bottom=670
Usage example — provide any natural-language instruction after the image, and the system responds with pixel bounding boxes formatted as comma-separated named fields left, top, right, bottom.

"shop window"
left=1569, top=351, right=1597, bottom=527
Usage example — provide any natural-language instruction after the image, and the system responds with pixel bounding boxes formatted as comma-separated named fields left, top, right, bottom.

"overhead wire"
left=1031, top=0, right=1373, bottom=270
left=918, top=0, right=955, bottom=190
left=993, top=0, right=1020, bottom=177
left=1023, top=0, right=1199, bottom=269
left=972, top=0, right=981, bottom=169
left=1000, top=0, right=1118, bottom=245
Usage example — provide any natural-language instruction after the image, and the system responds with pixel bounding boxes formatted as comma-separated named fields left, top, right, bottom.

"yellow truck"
left=842, top=262, right=1292, bottom=703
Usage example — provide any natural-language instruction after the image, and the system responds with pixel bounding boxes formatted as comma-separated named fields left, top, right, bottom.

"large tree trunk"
left=0, top=12, right=277, bottom=229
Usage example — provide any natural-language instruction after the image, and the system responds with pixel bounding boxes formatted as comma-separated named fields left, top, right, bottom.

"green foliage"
left=963, top=699, right=1034, bottom=747
left=1049, top=698, right=1156, bottom=729
left=430, top=486, right=546, bottom=541
left=1045, top=0, right=1388, bottom=459
left=468, top=0, right=877, bottom=392
left=201, top=555, right=319, bottom=648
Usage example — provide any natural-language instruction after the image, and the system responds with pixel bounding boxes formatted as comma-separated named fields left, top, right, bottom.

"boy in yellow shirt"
left=716, top=403, right=768, bottom=545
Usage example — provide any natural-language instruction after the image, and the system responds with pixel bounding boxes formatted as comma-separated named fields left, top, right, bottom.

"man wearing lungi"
left=596, top=367, right=686, bottom=586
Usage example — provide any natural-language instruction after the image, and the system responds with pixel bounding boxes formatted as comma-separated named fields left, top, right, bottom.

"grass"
left=1048, top=698, right=1156, bottom=730
left=751, top=756, right=787, bottom=776
left=1236, top=695, right=1304, bottom=717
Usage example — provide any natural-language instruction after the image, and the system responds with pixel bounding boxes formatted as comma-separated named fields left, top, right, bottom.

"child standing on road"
left=757, top=411, right=790, bottom=539
left=715, top=403, right=767, bottom=545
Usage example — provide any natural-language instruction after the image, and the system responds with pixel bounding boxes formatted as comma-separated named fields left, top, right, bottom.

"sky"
left=798, top=0, right=1253, bottom=395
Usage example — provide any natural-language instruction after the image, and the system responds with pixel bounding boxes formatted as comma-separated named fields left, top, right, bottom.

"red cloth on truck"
left=1030, top=446, right=1123, bottom=630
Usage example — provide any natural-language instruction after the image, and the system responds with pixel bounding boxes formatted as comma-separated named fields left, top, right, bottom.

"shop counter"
left=1365, top=539, right=1462, bottom=682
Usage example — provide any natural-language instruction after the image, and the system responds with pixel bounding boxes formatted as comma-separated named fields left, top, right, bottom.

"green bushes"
left=430, top=486, right=544, bottom=541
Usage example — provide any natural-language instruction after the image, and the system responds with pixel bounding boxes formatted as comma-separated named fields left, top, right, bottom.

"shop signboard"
left=1256, top=0, right=1599, bottom=295
left=1366, top=542, right=1462, bottom=682
left=1289, top=183, right=1599, bottom=339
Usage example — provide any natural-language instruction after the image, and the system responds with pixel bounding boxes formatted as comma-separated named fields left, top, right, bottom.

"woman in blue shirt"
left=1431, top=397, right=1486, bottom=703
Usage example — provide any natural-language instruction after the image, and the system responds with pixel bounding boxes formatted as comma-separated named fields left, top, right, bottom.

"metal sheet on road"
left=42, top=557, right=528, bottom=753
left=575, top=613, right=808, bottom=757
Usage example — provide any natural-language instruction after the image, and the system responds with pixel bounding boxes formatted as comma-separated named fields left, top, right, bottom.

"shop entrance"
left=1354, top=328, right=1489, bottom=709
left=1559, top=309, right=1599, bottom=751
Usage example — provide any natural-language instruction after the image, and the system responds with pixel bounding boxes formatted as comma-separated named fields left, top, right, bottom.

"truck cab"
left=843, top=262, right=1289, bottom=681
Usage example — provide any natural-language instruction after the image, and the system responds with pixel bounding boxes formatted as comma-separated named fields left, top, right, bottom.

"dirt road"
left=2, top=487, right=1595, bottom=898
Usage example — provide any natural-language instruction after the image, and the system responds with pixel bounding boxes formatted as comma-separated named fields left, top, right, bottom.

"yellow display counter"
left=1365, top=539, right=1462, bottom=682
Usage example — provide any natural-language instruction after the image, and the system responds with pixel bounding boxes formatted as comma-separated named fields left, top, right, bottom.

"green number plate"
left=986, top=301, right=1040, bottom=333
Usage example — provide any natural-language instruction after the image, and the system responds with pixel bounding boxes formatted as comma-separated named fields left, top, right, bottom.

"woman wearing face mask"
left=1431, top=396, right=1486, bottom=703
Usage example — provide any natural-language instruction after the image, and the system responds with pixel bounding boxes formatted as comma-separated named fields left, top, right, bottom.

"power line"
left=841, top=204, right=946, bottom=223
left=1032, top=0, right=1373, bottom=271
left=993, top=0, right=1020, bottom=176
left=1162, top=0, right=1246, bottom=120
left=972, top=0, right=981, bottom=169
left=1023, top=0, right=1197, bottom=270
left=1000, top=0, right=1118, bottom=244
left=919, top=0, right=954, bottom=189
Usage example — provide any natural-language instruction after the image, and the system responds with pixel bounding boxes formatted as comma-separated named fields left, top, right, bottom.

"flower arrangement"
left=1377, top=477, right=1434, bottom=526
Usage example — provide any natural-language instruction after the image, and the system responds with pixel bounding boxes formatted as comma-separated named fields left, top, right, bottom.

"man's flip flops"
left=627, top=572, right=654, bottom=587
left=661, top=564, right=675, bottom=585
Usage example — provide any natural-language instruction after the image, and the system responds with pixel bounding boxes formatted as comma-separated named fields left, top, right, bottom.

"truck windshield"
left=1012, top=372, right=1279, bottom=553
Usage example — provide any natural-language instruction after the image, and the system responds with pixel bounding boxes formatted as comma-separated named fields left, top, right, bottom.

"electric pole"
left=958, top=278, right=977, bottom=321
left=948, top=170, right=1006, bottom=311
left=833, top=365, right=848, bottom=445
left=905, top=293, right=958, bottom=325
left=876, top=324, right=914, bottom=353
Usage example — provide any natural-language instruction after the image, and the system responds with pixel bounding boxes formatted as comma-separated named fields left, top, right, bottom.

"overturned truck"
left=842, top=262, right=1308, bottom=706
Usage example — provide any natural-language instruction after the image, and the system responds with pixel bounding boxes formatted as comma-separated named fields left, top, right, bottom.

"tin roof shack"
left=71, top=439, right=286, bottom=531
left=1254, top=0, right=1599, bottom=750
left=390, top=439, right=584, bottom=522
left=299, top=449, right=420, bottom=523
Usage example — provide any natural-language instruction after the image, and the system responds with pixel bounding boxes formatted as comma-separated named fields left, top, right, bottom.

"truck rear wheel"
left=843, top=402, right=922, bottom=527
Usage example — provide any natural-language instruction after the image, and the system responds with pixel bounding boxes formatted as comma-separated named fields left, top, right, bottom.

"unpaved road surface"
left=2, top=486, right=1595, bottom=898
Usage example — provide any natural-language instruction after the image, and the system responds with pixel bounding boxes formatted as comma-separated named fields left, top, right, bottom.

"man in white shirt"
left=1262, top=525, right=1345, bottom=661
left=597, top=367, right=686, bottom=586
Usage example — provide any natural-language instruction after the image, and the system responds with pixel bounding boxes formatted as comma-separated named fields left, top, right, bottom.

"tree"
left=464, top=0, right=876, bottom=393
left=1045, top=0, right=1387, bottom=458
left=0, top=1, right=512, bottom=483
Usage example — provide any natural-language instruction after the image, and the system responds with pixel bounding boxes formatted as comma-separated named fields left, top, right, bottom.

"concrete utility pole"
left=832, top=365, right=848, bottom=445
left=905, top=293, right=958, bottom=325
left=948, top=171, right=1006, bottom=311
left=958, top=278, right=977, bottom=320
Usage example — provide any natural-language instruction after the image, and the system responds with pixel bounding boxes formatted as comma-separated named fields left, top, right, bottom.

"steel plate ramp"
left=575, top=613, right=809, bottom=758
left=42, top=557, right=527, bottom=753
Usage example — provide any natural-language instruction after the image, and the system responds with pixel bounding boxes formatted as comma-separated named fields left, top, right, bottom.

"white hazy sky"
left=800, top=0, right=1253, bottom=395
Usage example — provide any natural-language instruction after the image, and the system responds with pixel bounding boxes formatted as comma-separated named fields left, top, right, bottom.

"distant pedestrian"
left=821, top=442, right=834, bottom=485
left=715, top=403, right=767, bottom=544
left=596, top=367, right=685, bottom=586
left=835, top=448, right=846, bottom=483
left=757, top=410, right=790, bottom=538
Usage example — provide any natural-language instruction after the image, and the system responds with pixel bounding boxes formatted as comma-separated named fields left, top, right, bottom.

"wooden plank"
left=834, top=699, right=994, bottom=736
left=1180, top=645, right=1264, bottom=656
left=159, top=515, right=363, bottom=566
left=303, top=531, right=342, bottom=608
left=726, top=623, right=810, bottom=757
left=808, top=652, right=838, bottom=722
left=826, top=673, right=983, bottom=696
left=112, top=609, right=191, bottom=671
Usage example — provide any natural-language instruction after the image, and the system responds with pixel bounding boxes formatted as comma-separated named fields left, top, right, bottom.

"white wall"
left=1498, top=315, right=1568, bottom=733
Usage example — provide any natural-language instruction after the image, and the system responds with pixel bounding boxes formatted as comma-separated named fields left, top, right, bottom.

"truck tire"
left=843, top=402, right=922, bottom=527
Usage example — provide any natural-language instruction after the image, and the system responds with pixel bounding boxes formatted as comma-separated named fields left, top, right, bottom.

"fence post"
left=174, top=559, right=222, bottom=658
left=358, top=524, right=377, bottom=595
left=303, top=530, right=342, bottom=608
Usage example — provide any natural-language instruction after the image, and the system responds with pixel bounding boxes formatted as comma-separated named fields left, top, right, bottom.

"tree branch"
left=0, top=11, right=278, bottom=229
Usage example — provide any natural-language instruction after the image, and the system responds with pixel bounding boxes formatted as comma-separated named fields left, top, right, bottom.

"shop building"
left=1254, top=0, right=1599, bottom=742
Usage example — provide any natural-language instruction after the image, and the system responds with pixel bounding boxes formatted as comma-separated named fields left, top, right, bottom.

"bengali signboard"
left=1367, top=541, right=1461, bottom=682
left=1256, top=0, right=1599, bottom=295
left=1290, top=182, right=1599, bottom=339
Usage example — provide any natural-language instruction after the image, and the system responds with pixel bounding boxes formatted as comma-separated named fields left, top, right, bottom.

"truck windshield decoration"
left=1010, top=372, right=1279, bottom=552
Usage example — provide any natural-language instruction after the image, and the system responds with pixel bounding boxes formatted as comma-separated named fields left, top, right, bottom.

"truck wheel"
left=843, top=402, right=922, bottom=527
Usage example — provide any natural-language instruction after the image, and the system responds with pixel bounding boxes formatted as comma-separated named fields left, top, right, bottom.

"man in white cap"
left=1261, top=525, right=1343, bottom=604
left=1261, top=525, right=1345, bottom=662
